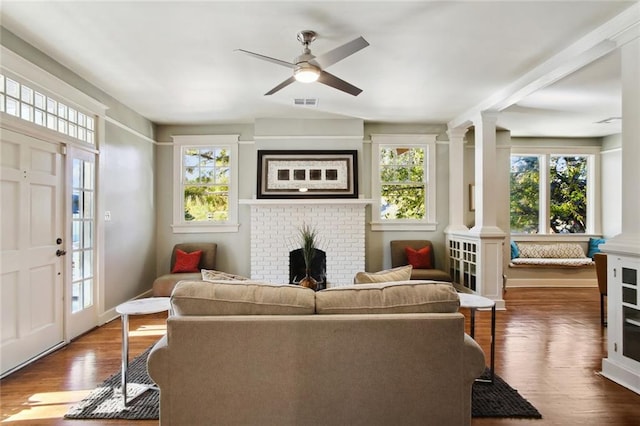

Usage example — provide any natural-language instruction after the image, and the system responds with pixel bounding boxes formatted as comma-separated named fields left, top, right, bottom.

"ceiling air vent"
left=294, top=98, right=318, bottom=107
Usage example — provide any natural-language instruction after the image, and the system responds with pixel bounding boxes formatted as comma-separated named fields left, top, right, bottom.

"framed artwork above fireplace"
left=257, top=150, right=358, bottom=199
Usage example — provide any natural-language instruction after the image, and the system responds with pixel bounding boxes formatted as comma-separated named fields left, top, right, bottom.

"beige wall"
left=155, top=121, right=453, bottom=278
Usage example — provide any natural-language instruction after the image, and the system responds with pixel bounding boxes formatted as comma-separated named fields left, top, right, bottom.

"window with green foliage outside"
left=379, top=147, right=425, bottom=220
left=510, top=154, right=588, bottom=234
left=183, top=147, right=229, bottom=221
left=510, top=155, right=540, bottom=233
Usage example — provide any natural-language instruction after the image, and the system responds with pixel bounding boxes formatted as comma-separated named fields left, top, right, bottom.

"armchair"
left=390, top=240, right=472, bottom=293
left=152, top=243, right=217, bottom=297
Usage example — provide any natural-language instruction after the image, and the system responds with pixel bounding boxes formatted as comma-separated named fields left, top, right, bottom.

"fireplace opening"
left=289, top=249, right=327, bottom=291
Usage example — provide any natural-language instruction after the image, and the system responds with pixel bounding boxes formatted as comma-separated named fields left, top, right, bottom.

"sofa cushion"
left=201, top=269, right=249, bottom=282
left=405, top=246, right=433, bottom=269
left=316, top=281, right=460, bottom=314
left=171, top=280, right=316, bottom=316
left=353, top=265, right=412, bottom=284
left=172, top=249, right=202, bottom=273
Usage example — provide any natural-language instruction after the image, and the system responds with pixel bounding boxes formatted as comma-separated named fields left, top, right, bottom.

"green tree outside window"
left=380, top=147, right=425, bottom=220
left=183, top=148, right=229, bottom=221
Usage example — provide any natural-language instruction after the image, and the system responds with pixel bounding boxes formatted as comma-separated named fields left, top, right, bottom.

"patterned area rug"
left=65, top=346, right=158, bottom=420
left=66, top=348, right=541, bottom=420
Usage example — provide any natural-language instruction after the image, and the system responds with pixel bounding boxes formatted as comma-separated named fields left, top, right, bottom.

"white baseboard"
left=506, top=278, right=597, bottom=288
left=98, top=288, right=154, bottom=325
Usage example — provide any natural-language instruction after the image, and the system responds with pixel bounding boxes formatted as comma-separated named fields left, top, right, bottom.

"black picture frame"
left=257, top=150, right=358, bottom=199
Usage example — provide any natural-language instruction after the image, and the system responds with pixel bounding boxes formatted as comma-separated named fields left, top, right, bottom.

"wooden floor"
left=1, top=287, right=640, bottom=425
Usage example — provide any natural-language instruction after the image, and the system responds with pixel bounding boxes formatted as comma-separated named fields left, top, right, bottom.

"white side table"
left=458, top=293, right=496, bottom=383
left=115, top=297, right=170, bottom=406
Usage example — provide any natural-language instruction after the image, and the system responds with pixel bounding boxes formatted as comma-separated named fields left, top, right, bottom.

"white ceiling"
left=1, top=1, right=636, bottom=137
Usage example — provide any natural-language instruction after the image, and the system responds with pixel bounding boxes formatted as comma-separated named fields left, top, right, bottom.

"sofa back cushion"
left=353, top=265, right=412, bottom=284
left=171, top=281, right=316, bottom=316
left=315, top=281, right=460, bottom=314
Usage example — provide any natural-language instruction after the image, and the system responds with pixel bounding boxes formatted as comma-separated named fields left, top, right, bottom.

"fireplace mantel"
left=240, top=198, right=373, bottom=206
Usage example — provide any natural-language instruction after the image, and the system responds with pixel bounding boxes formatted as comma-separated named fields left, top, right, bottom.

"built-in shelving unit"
left=448, top=238, right=477, bottom=292
left=602, top=255, right=640, bottom=394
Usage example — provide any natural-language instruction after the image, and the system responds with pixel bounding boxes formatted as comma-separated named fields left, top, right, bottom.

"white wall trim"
left=601, top=147, right=623, bottom=155
left=104, top=115, right=156, bottom=145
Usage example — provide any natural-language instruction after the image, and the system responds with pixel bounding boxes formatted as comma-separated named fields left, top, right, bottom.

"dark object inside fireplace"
left=289, top=249, right=326, bottom=291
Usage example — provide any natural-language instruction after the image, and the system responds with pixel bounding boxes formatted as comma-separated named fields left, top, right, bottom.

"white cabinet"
left=602, top=255, right=640, bottom=394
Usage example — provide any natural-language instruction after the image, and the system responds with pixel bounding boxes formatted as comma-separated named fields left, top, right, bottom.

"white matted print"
left=257, top=150, right=358, bottom=198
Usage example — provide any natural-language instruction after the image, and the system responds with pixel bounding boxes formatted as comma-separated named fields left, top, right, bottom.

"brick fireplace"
left=242, top=199, right=371, bottom=287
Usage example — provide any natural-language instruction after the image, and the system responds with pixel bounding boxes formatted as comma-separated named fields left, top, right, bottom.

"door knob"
left=56, top=249, right=67, bottom=257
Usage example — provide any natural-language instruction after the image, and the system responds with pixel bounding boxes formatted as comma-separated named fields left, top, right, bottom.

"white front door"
left=1, top=129, right=65, bottom=377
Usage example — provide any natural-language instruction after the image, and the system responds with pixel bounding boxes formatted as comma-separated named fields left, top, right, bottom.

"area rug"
left=473, top=369, right=542, bottom=419
left=65, top=346, right=158, bottom=420
left=66, top=347, right=541, bottom=420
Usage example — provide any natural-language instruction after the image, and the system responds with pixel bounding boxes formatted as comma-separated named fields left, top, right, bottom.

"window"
left=371, top=134, right=437, bottom=231
left=172, top=135, right=239, bottom=233
left=510, top=149, right=597, bottom=234
left=0, top=72, right=95, bottom=144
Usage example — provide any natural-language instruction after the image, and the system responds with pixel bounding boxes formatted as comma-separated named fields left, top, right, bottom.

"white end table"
left=458, top=293, right=496, bottom=384
left=115, top=297, right=170, bottom=406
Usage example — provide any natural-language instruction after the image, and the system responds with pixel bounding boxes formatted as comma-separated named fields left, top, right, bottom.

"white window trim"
left=510, top=146, right=601, bottom=236
left=172, top=134, right=240, bottom=233
left=370, top=134, right=438, bottom=231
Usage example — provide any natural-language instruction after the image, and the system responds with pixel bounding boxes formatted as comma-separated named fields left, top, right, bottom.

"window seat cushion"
left=510, top=258, right=594, bottom=267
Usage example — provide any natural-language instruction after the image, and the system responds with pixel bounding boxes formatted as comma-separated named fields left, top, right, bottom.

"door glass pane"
left=72, top=221, right=81, bottom=250
left=72, top=251, right=81, bottom=281
left=83, top=250, right=92, bottom=279
left=72, top=282, right=82, bottom=313
left=83, top=279, right=93, bottom=308
left=83, top=222, right=93, bottom=249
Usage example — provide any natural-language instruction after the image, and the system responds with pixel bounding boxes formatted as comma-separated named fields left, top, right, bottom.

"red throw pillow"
left=172, top=249, right=202, bottom=273
left=405, top=246, right=433, bottom=269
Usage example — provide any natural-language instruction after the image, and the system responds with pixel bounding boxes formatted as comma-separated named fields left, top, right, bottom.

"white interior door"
left=66, top=146, right=98, bottom=340
left=1, top=129, right=64, bottom=377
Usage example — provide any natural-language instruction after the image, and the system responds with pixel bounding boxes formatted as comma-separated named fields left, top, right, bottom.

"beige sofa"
left=147, top=280, right=486, bottom=426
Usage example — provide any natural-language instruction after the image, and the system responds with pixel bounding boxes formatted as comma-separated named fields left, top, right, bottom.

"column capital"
left=446, top=127, right=469, bottom=141
left=473, top=110, right=500, bottom=125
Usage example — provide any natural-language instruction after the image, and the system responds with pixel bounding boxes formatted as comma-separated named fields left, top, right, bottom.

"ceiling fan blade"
left=317, top=71, right=363, bottom=96
left=311, top=36, right=369, bottom=69
left=235, top=49, right=296, bottom=68
left=265, top=76, right=297, bottom=96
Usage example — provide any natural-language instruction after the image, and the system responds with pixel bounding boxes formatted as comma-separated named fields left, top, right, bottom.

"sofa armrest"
left=147, top=335, right=169, bottom=386
left=464, top=333, right=486, bottom=381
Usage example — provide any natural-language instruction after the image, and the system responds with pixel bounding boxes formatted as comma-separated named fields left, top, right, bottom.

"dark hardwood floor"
left=1, top=287, right=640, bottom=425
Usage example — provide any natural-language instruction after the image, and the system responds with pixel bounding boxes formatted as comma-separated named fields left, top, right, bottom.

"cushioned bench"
left=506, top=241, right=597, bottom=287
left=509, top=242, right=594, bottom=267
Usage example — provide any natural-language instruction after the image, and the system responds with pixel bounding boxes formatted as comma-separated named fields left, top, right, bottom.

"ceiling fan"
left=236, top=30, right=369, bottom=96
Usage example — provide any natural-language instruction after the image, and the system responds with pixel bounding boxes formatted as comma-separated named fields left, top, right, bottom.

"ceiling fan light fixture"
left=294, top=63, right=320, bottom=83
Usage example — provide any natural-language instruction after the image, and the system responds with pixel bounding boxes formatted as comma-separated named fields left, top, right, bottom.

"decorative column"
left=445, top=127, right=469, bottom=233
left=601, top=36, right=640, bottom=395
left=470, top=111, right=506, bottom=307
